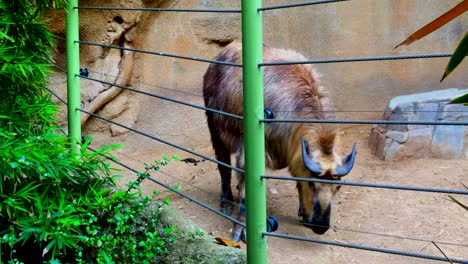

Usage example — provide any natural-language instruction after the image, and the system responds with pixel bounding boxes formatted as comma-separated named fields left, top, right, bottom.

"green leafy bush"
left=77, top=156, right=181, bottom=264
left=0, top=1, right=178, bottom=263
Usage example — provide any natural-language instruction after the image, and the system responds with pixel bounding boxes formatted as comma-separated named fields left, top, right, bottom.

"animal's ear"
left=333, top=143, right=357, bottom=177
left=302, top=137, right=322, bottom=175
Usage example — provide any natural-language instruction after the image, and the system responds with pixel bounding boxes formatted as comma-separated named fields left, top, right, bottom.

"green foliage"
left=0, top=1, right=179, bottom=263
left=441, top=31, right=468, bottom=82
left=450, top=93, right=468, bottom=106
left=0, top=154, right=181, bottom=264
left=448, top=182, right=468, bottom=212
left=394, top=1, right=467, bottom=82
left=75, top=156, right=181, bottom=264
left=0, top=0, right=64, bottom=105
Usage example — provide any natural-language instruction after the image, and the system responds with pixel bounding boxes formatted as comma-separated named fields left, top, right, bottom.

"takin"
left=203, top=42, right=357, bottom=242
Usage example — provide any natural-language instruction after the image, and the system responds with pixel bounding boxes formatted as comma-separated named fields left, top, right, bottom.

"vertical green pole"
left=242, top=0, right=267, bottom=263
left=66, top=0, right=81, bottom=154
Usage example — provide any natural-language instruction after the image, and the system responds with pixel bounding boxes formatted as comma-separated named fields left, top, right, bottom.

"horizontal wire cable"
left=76, top=108, right=244, bottom=173
left=259, top=53, right=455, bottom=66
left=76, top=6, right=241, bottom=13
left=88, top=68, right=206, bottom=98
left=273, top=109, right=468, bottom=113
left=45, top=87, right=68, bottom=105
left=51, top=34, right=66, bottom=41
left=86, top=68, right=468, bottom=113
left=146, top=174, right=245, bottom=227
left=76, top=40, right=242, bottom=67
left=282, top=219, right=468, bottom=248
left=262, top=175, right=468, bottom=195
left=259, top=0, right=350, bottom=11
left=94, top=141, right=240, bottom=207
left=49, top=63, right=67, bottom=73
left=158, top=169, right=239, bottom=207
left=64, top=68, right=468, bottom=114
left=78, top=75, right=243, bottom=120
left=260, top=118, right=468, bottom=126
left=86, top=146, right=245, bottom=227
left=264, top=232, right=468, bottom=264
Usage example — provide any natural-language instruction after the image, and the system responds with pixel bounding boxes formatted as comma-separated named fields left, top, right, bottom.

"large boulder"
left=156, top=206, right=246, bottom=264
left=369, top=88, right=468, bottom=160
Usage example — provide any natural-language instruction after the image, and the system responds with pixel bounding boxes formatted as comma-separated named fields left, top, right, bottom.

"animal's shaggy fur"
left=203, top=43, right=345, bottom=234
left=203, top=42, right=338, bottom=174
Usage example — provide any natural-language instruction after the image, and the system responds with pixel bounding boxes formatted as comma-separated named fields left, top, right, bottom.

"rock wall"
left=369, top=88, right=468, bottom=160
left=47, top=0, right=467, bottom=153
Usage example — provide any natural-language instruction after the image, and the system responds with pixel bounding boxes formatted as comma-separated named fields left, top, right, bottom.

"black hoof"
left=220, top=206, right=233, bottom=216
left=232, top=224, right=246, bottom=243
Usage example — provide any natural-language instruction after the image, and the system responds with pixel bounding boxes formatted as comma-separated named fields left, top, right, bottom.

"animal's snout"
left=303, top=201, right=331, bottom=235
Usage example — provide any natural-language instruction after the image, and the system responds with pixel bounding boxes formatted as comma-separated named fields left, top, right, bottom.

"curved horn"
left=333, top=143, right=357, bottom=177
left=302, top=137, right=322, bottom=175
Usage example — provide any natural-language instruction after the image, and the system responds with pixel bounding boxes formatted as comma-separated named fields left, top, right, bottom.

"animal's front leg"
left=220, top=168, right=234, bottom=216
left=297, top=182, right=305, bottom=217
left=232, top=150, right=246, bottom=242
left=232, top=182, right=246, bottom=242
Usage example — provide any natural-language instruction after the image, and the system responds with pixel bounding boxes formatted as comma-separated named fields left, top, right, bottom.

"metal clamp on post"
left=264, top=108, right=275, bottom=119
left=79, top=68, right=89, bottom=77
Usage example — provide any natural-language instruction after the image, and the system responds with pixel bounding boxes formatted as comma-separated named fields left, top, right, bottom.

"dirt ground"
left=94, top=125, right=468, bottom=264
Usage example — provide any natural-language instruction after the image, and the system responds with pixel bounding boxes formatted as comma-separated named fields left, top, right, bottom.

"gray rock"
left=431, top=125, right=465, bottom=159
left=385, top=140, right=401, bottom=160
left=407, top=103, right=438, bottom=130
left=373, top=130, right=390, bottom=160
left=157, top=207, right=246, bottom=264
left=369, top=88, right=468, bottom=160
left=387, top=88, right=468, bottom=110
left=438, top=103, right=468, bottom=120
left=387, top=102, right=413, bottom=132
left=386, top=130, right=408, bottom=143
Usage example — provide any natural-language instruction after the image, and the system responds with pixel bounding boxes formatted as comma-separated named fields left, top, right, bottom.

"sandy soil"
left=96, top=125, right=468, bottom=264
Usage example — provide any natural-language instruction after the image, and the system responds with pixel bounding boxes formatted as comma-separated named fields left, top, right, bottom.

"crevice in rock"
left=113, top=16, right=124, bottom=24
left=81, top=25, right=137, bottom=129
left=206, top=39, right=233, bottom=48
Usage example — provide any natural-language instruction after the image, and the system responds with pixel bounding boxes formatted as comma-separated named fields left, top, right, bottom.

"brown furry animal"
left=203, top=42, right=356, bottom=241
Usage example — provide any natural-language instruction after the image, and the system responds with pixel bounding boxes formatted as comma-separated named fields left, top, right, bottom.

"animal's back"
left=203, top=42, right=331, bottom=167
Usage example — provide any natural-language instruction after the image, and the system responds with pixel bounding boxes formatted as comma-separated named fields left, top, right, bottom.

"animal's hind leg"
left=232, top=150, right=246, bottom=242
left=217, top=149, right=235, bottom=216
left=207, top=122, right=235, bottom=215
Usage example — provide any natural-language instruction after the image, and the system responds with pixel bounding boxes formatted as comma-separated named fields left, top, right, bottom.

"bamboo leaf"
left=395, top=0, right=468, bottom=49
left=448, top=195, right=468, bottom=211
left=449, top=93, right=468, bottom=105
left=441, top=31, right=468, bottom=81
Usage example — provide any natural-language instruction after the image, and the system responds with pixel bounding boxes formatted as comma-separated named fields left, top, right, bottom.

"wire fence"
left=265, top=232, right=468, bottom=264
left=75, top=6, right=241, bottom=13
left=259, top=53, right=456, bottom=66
left=263, top=175, right=468, bottom=195
left=46, top=86, right=468, bottom=246
left=76, top=40, right=242, bottom=67
left=56, top=1, right=468, bottom=263
left=78, top=74, right=243, bottom=120
left=46, top=83, right=468, bottom=262
left=258, top=0, right=351, bottom=11
left=49, top=63, right=468, bottom=115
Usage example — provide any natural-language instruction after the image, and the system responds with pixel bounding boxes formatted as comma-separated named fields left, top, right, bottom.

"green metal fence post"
left=66, top=0, right=81, bottom=154
left=242, top=0, right=268, bottom=263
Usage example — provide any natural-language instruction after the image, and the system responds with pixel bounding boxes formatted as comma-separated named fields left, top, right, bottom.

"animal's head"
left=297, top=137, right=357, bottom=234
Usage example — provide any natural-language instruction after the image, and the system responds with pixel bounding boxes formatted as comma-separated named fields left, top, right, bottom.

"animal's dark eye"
left=336, top=185, right=342, bottom=191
